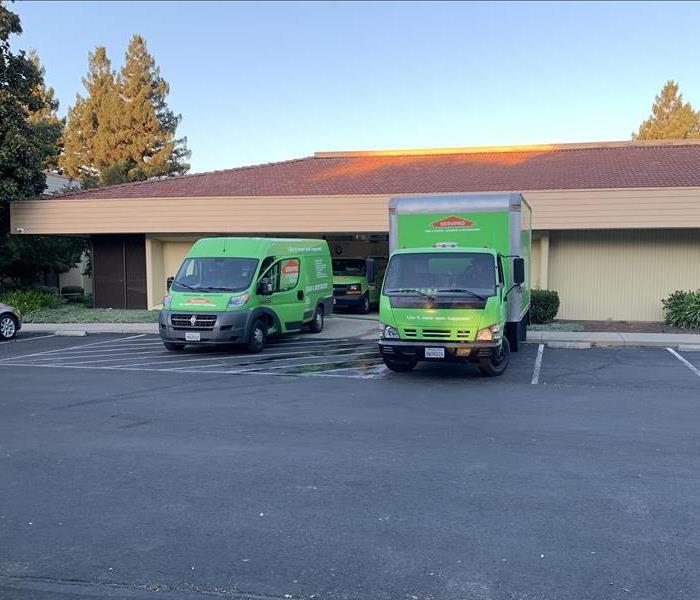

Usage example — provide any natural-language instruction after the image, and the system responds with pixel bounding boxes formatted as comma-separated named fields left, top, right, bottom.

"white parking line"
left=531, top=344, right=545, bottom=385
left=667, top=347, right=700, bottom=379
left=0, top=334, right=146, bottom=362
left=0, top=334, right=56, bottom=344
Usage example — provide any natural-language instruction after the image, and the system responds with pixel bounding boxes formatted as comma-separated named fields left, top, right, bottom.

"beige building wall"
left=548, top=229, right=700, bottom=321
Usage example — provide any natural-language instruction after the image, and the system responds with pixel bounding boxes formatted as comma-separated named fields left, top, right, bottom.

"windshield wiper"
left=435, top=288, right=487, bottom=301
left=173, top=281, right=198, bottom=291
left=199, top=286, right=239, bottom=292
left=385, top=288, right=435, bottom=300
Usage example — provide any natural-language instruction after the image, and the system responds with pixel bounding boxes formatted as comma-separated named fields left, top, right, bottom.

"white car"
left=0, top=303, right=22, bottom=341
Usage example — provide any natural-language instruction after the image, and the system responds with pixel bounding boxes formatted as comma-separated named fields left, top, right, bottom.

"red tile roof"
left=52, top=140, right=700, bottom=200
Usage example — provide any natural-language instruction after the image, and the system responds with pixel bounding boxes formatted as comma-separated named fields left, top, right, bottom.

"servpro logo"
left=185, top=297, right=215, bottom=306
left=431, top=216, right=475, bottom=229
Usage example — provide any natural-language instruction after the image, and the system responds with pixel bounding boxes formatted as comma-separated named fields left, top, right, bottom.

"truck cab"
left=332, top=256, right=387, bottom=314
left=379, top=193, right=530, bottom=376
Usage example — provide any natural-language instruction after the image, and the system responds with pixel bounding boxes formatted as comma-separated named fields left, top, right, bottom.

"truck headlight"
left=162, top=294, right=172, bottom=308
left=228, top=292, right=250, bottom=307
left=380, top=323, right=399, bottom=339
left=476, top=324, right=501, bottom=342
left=347, top=283, right=361, bottom=295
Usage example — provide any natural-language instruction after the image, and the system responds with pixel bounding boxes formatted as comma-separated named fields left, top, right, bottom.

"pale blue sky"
left=12, top=1, right=700, bottom=173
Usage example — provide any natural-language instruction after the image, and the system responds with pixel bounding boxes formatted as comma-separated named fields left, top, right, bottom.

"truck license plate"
left=425, top=347, right=445, bottom=359
left=185, top=332, right=201, bottom=342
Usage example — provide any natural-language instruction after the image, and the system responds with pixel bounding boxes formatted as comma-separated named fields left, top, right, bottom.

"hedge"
left=0, top=289, right=64, bottom=314
left=530, top=289, right=560, bottom=324
left=662, top=290, right=700, bottom=330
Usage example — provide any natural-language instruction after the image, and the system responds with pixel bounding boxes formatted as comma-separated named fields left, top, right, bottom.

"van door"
left=262, top=257, right=305, bottom=332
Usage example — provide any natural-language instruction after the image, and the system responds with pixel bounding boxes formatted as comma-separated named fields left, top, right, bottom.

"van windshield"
left=383, top=252, right=496, bottom=297
left=171, top=257, right=259, bottom=292
left=332, top=259, right=366, bottom=276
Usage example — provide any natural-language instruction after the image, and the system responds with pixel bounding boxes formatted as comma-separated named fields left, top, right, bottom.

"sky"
left=11, top=0, right=700, bottom=174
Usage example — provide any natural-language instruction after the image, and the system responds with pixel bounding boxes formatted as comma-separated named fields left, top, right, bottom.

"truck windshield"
left=383, top=253, right=496, bottom=297
left=332, top=259, right=366, bottom=276
left=171, top=257, right=259, bottom=292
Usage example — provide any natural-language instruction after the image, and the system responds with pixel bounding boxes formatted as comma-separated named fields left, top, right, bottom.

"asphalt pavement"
left=1, top=334, right=700, bottom=599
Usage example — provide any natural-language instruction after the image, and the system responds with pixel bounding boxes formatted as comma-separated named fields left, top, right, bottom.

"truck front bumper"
left=333, top=295, right=365, bottom=309
left=159, top=310, right=253, bottom=345
left=378, top=339, right=500, bottom=362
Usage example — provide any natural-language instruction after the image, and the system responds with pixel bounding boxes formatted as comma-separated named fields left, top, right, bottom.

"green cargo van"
left=160, top=238, right=333, bottom=352
left=332, top=256, right=387, bottom=313
left=379, top=193, right=530, bottom=376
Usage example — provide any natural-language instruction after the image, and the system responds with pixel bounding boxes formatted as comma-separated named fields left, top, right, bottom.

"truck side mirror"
left=166, top=276, right=174, bottom=290
left=366, top=259, right=376, bottom=285
left=257, top=277, right=274, bottom=295
left=513, top=257, right=525, bottom=285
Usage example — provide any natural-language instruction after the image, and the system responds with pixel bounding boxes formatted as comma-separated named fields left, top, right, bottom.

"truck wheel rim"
left=315, top=311, right=323, bottom=327
left=0, top=317, right=15, bottom=338
left=254, top=327, right=264, bottom=345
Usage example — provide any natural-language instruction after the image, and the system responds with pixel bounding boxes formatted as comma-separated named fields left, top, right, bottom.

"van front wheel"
left=163, top=341, right=185, bottom=351
left=479, top=337, right=510, bottom=377
left=246, top=319, right=267, bottom=353
left=309, top=306, right=324, bottom=333
left=359, top=294, right=371, bottom=314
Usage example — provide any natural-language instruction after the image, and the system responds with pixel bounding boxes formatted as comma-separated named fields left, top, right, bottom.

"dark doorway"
left=92, top=235, right=147, bottom=309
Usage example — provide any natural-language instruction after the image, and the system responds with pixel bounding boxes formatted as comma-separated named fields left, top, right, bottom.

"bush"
left=0, top=289, right=64, bottom=314
left=662, top=290, right=700, bottom=330
left=530, top=289, right=560, bottom=324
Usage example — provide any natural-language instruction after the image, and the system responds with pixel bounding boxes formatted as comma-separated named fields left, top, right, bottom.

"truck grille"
left=402, top=328, right=471, bottom=340
left=171, top=313, right=217, bottom=330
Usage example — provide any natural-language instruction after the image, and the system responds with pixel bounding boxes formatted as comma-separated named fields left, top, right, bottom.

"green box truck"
left=160, top=238, right=333, bottom=352
left=378, top=193, right=530, bottom=376
left=332, top=256, right=387, bottom=314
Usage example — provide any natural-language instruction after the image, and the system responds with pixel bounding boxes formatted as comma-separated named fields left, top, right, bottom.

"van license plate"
left=185, top=332, right=201, bottom=342
left=425, top=347, right=445, bottom=359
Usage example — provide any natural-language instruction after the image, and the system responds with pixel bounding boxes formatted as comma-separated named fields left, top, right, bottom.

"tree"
left=0, top=2, right=83, bottom=286
left=118, top=34, right=190, bottom=179
left=60, top=35, right=189, bottom=185
left=26, top=50, right=63, bottom=170
left=634, top=81, right=700, bottom=140
left=60, top=47, right=123, bottom=181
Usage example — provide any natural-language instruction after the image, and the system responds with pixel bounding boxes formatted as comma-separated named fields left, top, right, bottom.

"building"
left=10, top=140, right=700, bottom=321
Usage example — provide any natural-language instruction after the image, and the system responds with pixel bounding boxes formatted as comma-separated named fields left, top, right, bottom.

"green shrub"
left=530, top=289, right=560, bottom=324
left=0, top=289, right=64, bottom=314
left=662, top=290, right=700, bottom=330
left=60, top=286, right=85, bottom=303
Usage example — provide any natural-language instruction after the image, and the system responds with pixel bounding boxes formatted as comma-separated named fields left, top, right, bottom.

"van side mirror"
left=257, top=277, right=274, bottom=295
left=366, top=259, right=376, bottom=285
left=166, top=276, right=174, bottom=290
left=513, top=257, right=525, bottom=285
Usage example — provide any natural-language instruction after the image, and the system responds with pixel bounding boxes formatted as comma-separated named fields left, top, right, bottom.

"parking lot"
left=2, top=333, right=700, bottom=599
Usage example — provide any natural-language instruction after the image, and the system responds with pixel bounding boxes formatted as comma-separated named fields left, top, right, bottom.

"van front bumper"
left=159, top=310, right=253, bottom=345
left=378, top=339, right=500, bottom=362
left=333, top=295, right=365, bottom=309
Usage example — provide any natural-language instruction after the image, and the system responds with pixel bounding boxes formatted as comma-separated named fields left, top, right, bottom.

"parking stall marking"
left=531, top=343, right=544, bottom=385
left=0, top=334, right=385, bottom=379
left=0, top=334, right=56, bottom=344
left=667, top=347, right=700, bottom=379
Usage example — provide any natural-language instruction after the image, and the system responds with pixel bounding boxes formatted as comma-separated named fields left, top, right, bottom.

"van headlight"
left=476, top=324, right=501, bottom=342
left=228, top=292, right=250, bottom=307
left=380, top=323, right=400, bottom=339
left=162, top=294, right=172, bottom=308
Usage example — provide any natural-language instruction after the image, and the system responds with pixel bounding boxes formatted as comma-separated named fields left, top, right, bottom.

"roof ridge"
left=47, top=156, right=315, bottom=199
left=314, top=139, right=700, bottom=159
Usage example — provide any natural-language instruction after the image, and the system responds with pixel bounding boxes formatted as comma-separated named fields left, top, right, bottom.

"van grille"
left=401, top=328, right=471, bottom=340
left=171, top=313, right=217, bottom=331
left=333, top=285, right=349, bottom=296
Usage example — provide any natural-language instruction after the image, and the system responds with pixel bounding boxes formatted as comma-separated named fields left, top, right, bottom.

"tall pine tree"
left=26, top=50, right=63, bottom=170
left=60, top=36, right=189, bottom=185
left=634, top=81, right=700, bottom=140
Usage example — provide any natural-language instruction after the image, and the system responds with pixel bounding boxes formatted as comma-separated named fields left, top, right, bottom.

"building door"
left=92, top=235, right=147, bottom=309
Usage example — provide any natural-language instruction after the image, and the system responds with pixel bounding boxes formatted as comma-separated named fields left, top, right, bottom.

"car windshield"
left=171, top=257, right=259, bottom=292
left=332, top=259, right=366, bottom=277
left=383, top=252, right=496, bottom=297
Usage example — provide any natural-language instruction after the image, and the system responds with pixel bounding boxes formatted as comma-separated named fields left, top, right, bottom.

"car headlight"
left=476, top=324, right=501, bottom=342
left=162, top=294, right=172, bottom=308
left=228, top=292, right=250, bottom=307
left=380, top=323, right=400, bottom=339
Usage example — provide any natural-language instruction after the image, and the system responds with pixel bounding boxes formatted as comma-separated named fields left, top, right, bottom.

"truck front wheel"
left=383, top=357, right=418, bottom=372
left=246, top=319, right=267, bottom=353
left=359, top=294, right=371, bottom=314
left=479, top=337, right=510, bottom=377
left=163, top=341, right=185, bottom=351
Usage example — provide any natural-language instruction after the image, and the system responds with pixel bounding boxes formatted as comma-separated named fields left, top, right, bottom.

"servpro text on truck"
left=378, top=193, right=530, bottom=376
left=160, top=238, right=333, bottom=352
